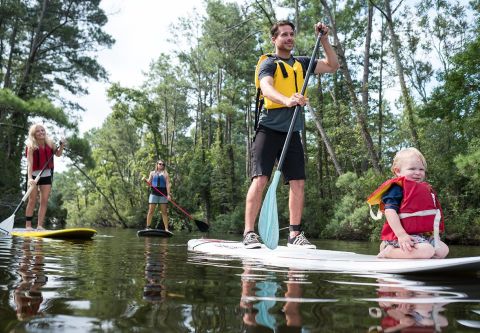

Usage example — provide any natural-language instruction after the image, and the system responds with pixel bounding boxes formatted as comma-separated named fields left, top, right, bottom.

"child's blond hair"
left=391, top=147, right=427, bottom=175
left=26, top=123, right=54, bottom=150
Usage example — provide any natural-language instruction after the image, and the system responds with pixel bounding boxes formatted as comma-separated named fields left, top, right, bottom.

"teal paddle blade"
left=253, top=281, right=278, bottom=330
left=259, top=170, right=281, bottom=249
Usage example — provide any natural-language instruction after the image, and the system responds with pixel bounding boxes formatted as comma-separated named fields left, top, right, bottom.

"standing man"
left=243, top=21, right=339, bottom=249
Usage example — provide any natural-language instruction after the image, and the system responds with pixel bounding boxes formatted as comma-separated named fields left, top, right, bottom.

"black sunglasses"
left=157, top=162, right=164, bottom=165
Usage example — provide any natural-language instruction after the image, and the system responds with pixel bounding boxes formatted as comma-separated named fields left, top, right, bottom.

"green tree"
left=0, top=0, right=113, bottom=208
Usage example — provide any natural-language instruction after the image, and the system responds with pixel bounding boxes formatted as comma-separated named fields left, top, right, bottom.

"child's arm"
left=384, top=209, right=414, bottom=252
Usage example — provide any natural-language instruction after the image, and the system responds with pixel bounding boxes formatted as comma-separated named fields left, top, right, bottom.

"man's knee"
left=289, top=179, right=305, bottom=191
left=251, top=175, right=269, bottom=189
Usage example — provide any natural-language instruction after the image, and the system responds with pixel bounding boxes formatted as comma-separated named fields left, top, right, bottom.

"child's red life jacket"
left=26, top=145, right=54, bottom=171
left=367, top=177, right=444, bottom=241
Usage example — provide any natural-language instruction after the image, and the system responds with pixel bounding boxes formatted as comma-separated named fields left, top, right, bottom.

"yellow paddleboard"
left=11, top=228, right=97, bottom=239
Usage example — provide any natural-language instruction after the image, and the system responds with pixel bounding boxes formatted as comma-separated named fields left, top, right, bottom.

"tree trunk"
left=164, top=95, right=169, bottom=153
left=377, top=16, right=386, bottom=160
left=228, top=144, right=236, bottom=206
left=373, top=0, right=420, bottom=147
left=17, top=0, right=49, bottom=98
left=307, top=104, right=343, bottom=176
left=6, top=0, right=49, bottom=181
left=316, top=134, right=324, bottom=198
left=361, top=3, right=373, bottom=117
left=3, top=22, right=18, bottom=89
left=73, top=162, right=128, bottom=228
left=170, top=104, right=178, bottom=158
left=246, top=100, right=252, bottom=178
left=320, top=0, right=382, bottom=173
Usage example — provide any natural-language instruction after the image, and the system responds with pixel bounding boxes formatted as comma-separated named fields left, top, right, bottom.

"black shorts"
left=250, top=125, right=305, bottom=183
left=25, top=175, right=52, bottom=188
left=37, top=175, right=52, bottom=185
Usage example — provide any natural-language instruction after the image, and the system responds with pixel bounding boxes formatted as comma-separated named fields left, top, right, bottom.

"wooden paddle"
left=0, top=144, right=60, bottom=236
left=258, top=32, right=323, bottom=250
left=143, top=179, right=210, bottom=232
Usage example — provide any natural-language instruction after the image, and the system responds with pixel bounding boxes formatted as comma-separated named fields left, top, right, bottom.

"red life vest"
left=26, top=145, right=54, bottom=171
left=368, top=177, right=444, bottom=241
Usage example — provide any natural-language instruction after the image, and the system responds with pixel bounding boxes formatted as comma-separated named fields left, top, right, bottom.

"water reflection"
left=13, top=238, right=47, bottom=320
left=366, top=278, right=449, bottom=332
left=240, top=263, right=319, bottom=332
left=2, top=232, right=479, bottom=332
left=143, top=237, right=168, bottom=303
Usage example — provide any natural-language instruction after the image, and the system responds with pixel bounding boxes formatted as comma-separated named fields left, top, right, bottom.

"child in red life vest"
left=367, top=148, right=449, bottom=259
left=25, top=123, right=65, bottom=230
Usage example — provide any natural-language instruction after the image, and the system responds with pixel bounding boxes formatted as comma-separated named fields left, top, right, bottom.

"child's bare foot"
left=36, top=226, right=46, bottom=231
left=377, top=245, right=393, bottom=258
left=26, top=227, right=34, bottom=231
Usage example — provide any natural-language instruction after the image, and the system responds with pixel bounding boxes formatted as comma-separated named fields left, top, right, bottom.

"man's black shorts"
left=250, top=125, right=305, bottom=182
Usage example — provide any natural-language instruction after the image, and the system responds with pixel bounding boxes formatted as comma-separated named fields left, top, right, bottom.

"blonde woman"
left=25, top=124, right=65, bottom=230
left=145, top=160, right=171, bottom=231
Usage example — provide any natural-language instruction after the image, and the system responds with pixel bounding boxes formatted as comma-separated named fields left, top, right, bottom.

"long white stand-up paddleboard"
left=188, top=239, right=480, bottom=275
left=137, top=229, right=173, bottom=238
left=12, top=228, right=97, bottom=239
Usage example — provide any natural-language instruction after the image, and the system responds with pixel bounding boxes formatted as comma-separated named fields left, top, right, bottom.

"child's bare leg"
left=25, top=188, right=38, bottom=230
left=432, top=240, right=449, bottom=259
left=380, top=243, right=435, bottom=259
left=377, top=244, right=394, bottom=258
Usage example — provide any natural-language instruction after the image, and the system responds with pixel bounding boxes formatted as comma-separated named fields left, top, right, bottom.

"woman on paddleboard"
left=367, top=148, right=449, bottom=259
left=144, top=160, right=171, bottom=231
left=25, top=123, right=65, bottom=230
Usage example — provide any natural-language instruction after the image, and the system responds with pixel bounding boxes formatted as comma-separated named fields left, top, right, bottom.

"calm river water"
left=1, top=228, right=480, bottom=332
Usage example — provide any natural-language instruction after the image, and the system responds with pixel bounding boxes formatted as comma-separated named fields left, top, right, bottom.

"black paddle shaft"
left=276, top=32, right=323, bottom=171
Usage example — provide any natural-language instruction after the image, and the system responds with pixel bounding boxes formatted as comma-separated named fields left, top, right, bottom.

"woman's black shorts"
left=25, top=175, right=52, bottom=188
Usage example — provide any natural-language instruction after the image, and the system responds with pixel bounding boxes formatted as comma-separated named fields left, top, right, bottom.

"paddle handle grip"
left=277, top=32, right=323, bottom=170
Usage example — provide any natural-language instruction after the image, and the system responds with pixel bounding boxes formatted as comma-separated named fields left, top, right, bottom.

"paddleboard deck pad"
left=188, top=239, right=480, bottom=275
left=137, top=229, right=173, bottom=237
left=12, top=228, right=97, bottom=239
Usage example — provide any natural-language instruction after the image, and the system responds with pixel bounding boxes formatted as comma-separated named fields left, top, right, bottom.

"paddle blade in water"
left=194, top=219, right=210, bottom=232
left=259, top=170, right=281, bottom=249
left=0, top=214, right=14, bottom=236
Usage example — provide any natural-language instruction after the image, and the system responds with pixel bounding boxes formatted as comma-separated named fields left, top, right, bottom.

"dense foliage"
left=0, top=0, right=113, bottom=211
left=1, top=0, right=479, bottom=243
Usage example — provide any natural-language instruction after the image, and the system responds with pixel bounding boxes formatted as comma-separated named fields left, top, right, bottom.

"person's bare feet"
left=377, top=245, right=393, bottom=258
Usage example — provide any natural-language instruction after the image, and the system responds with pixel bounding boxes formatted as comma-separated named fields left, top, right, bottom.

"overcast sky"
left=75, top=0, right=204, bottom=134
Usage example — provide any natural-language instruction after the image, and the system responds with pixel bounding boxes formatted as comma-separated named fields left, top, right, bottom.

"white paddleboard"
left=187, top=239, right=480, bottom=274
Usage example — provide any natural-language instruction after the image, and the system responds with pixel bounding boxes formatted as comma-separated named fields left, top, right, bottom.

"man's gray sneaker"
left=287, top=232, right=316, bottom=249
left=243, top=231, right=262, bottom=249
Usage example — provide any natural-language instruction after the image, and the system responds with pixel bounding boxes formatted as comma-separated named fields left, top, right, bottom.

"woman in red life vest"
left=369, top=148, right=449, bottom=259
left=25, top=124, right=65, bottom=230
